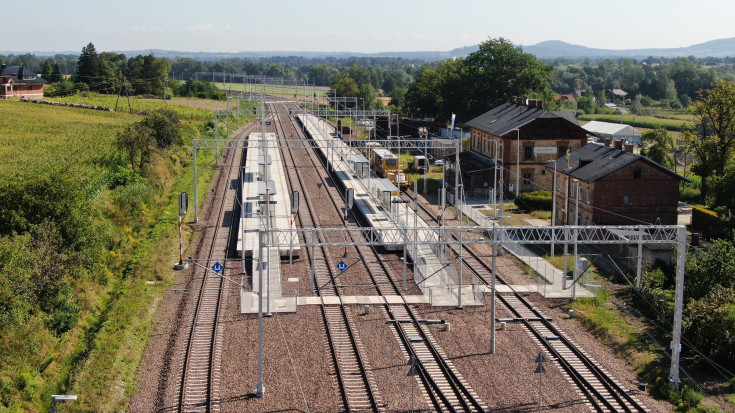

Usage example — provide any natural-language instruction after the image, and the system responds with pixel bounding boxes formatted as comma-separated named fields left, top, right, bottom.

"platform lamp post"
left=454, top=136, right=461, bottom=219
left=572, top=179, right=580, bottom=300
left=457, top=208, right=464, bottom=309
left=490, top=226, right=498, bottom=354
left=422, top=127, right=428, bottom=195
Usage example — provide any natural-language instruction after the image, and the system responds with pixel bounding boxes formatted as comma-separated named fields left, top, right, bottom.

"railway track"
left=273, top=102, right=384, bottom=412
left=177, top=124, right=253, bottom=412
left=406, top=188, right=649, bottom=412
left=286, top=108, right=488, bottom=412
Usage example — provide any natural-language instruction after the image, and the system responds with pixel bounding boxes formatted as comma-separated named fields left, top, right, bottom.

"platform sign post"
left=174, top=192, right=189, bottom=270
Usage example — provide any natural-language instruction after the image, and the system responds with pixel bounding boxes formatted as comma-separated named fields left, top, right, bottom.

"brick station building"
left=465, top=97, right=589, bottom=196
left=547, top=142, right=689, bottom=226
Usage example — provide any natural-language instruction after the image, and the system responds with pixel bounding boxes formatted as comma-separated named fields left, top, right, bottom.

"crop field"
left=578, top=112, right=692, bottom=132
left=213, top=82, right=330, bottom=96
left=0, top=99, right=136, bottom=183
left=44, top=93, right=217, bottom=122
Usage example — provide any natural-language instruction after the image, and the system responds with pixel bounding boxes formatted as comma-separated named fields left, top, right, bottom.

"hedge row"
left=691, top=205, right=732, bottom=239
left=514, top=190, right=552, bottom=211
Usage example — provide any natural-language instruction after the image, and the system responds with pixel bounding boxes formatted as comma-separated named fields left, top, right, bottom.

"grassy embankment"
left=0, top=94, right=251, bottom=411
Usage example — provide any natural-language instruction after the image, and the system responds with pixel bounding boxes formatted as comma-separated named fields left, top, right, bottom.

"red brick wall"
left=592, top=159, right=680, bottom=225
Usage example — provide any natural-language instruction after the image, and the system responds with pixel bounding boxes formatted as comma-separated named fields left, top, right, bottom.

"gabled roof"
left=611, top=88, right=628, bottom=97
left=546, top=144, right=689, bottom=183
left=465, top=100, right=580, bottom=137
left=0, top=65, right=46, bottom=84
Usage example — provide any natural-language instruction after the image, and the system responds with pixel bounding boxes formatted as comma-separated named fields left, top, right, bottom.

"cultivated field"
left=0, top=99, right=135, bottom=182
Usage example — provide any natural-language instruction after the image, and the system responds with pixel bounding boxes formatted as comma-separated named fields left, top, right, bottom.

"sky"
left=6, top=0, right=735, bottom=54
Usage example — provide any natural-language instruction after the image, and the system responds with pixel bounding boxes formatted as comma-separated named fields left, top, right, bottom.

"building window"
left=524, top=146, right=533, bottom=160
left=558, top=146, right=568, bottom=157
left=633, top=170, right=642, bottom=179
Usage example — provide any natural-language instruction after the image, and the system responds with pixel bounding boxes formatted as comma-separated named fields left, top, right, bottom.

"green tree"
left=404, top=66, right=442, bottom=118
left=308, top=64, right=339, bottom=86
left=140, top=109, right=182, bottom=148
left=382, top=69, right=412, bottom=95
left=39, top=60, right=53, bottom=81
left=685, top=285, right=735, bottom=369
left=129, top=54, right=170, bottom=96
left=357, top=83, right=379, bottom=110
left=388, top=87, right=407, bottom=109
left=684, top=80, right=735, bottom=201
left=576, top=95, right=595, bottom=114
left=75, top=42, right=100, bottom=85
left=640, top=126, right=675, bottom=168
left=115, top=124, right=155, bottom=170
left=171, top=57, right=209, bottom=79
left=630, top=94, right=647, bottom=116
left=332, top=74, right=359, bottom=97
left=405, top=38, right=552, bottom=121
left=50, top=62, right=61, bottom=83
left=710, top=165, right=735, bottom=211
left=463, top=38, right=553, bottom=120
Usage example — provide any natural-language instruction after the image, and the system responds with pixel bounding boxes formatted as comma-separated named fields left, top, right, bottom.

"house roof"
left=546, top=144, right=689, bottom=183
left=0, top=65, right=47, bottom=84
left=611, top=88, right=628, bottom=97
left=465, top=100, right=580, bottom=138
left=582, top=121, right=641, bottom=137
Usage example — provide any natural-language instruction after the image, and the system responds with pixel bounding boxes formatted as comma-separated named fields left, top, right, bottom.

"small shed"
left=371, top=178, right=398, bottom=209
left=348, top=154, right=370, bottom=179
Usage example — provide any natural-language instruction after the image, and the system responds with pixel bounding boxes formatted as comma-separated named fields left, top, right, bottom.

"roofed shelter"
left=582, top=120, right=642, bottom=145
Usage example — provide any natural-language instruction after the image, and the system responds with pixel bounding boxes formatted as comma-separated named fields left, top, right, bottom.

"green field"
left=0, top=99, right=136, bottom=182
left=0, top=95, right=226, bottom=411
left=578, top=112, right=692, bottom=132
left=214, top=82, right=330, bottom=96
left=45, top=94, right=214, bottom=121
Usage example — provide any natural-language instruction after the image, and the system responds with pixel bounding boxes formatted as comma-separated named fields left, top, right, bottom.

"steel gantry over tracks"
left=258, top=223, right=687, bottom=389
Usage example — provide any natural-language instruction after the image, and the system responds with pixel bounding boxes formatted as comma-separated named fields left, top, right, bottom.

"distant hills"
left=522, top=37, right=735, bottom=59
left=4, top=37, right=735, bottom=61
